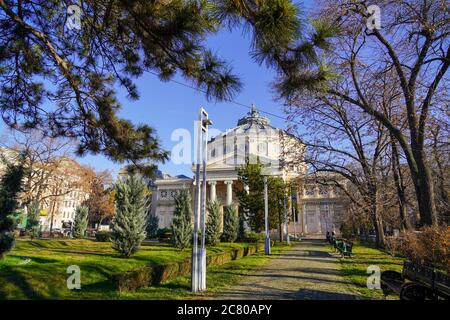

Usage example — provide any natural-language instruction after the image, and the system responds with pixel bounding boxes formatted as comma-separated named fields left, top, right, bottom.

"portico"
left=207, top=180, right=235, bottom=206
left=151, top=106, right=347, bottom=235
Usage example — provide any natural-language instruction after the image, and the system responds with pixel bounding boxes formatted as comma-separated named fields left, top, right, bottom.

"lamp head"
left=202, top=119, right=213, bottom=126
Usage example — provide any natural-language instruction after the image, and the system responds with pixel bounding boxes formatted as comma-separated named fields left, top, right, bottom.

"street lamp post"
left=191, top=107, right=212, bottom=293
left=283, top=194, right=290, bottom=245
left=263, top=175, right=270, bottom=255
left=291, top=191, right=298, bottom=240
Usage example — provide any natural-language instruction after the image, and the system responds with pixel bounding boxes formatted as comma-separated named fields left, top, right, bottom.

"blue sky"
left=0, top=1, right=314, bottom=178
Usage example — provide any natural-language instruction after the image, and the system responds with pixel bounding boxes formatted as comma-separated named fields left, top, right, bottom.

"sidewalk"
left=211, top=239, right=362, bottom=300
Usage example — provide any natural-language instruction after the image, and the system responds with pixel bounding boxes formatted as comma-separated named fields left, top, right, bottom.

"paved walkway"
left=212, top=239, right=362, bottom=300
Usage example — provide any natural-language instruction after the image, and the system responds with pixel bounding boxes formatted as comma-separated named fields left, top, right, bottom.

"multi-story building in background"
left=0, top=148, right=91, bottom=233
left=37, top=158, right=91, bottom=232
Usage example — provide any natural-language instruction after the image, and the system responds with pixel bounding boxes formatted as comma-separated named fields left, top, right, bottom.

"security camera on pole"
left=191, top=107, right=212, bottom=293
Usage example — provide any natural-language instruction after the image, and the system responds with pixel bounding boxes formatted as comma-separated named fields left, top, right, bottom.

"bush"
left=72, top=206, right=89, bottom=238
left=206, top=200, right=221, bottom=246
left=222, top=205, right=238, bottom=242
left=397, top=226, right=449, bottom=272
left=146, top=214, right=159, bottom=239
left=0, top=233, right=15, bottom=259
left=112, top=242, right=265, bottom=292
left=95, top=231, right=111, bottom=242
left=157, top=228, right=172, bottom=243
left=385, top=236, right=401, bottom=257
left=243, top=231, right=264, bottom=243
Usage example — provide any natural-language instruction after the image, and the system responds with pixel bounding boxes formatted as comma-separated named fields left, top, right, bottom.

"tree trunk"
left=372, top=210, right=386, bottom=248
left=390, top=138, right=412, bottom=230
left=372, top=190, right=386, bottom=248
left=410, top=149, right=438, bottom=226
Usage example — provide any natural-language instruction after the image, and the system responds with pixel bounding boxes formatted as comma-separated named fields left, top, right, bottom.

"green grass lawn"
left=338, top=241, right=404, bottom=299
left=0, top=239, right=288, bottom=300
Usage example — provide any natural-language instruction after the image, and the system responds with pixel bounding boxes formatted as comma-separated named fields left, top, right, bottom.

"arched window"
left=257, top=142, right=267, bottom=155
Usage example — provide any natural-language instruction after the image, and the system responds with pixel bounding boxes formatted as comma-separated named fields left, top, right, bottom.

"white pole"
left=191, top=110, right=202, bottom=292
left=199, top=112, right=208, bottom=291
left=264, top=176, right=270, bottom=255
left=284, top=194, right=290, bottom=245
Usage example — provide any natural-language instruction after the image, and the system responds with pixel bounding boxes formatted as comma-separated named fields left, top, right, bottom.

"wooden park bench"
left=381, top=261, right=450, bottom=300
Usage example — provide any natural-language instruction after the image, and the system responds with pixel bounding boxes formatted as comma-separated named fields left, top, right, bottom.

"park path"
left=212, top=239, right=362, bottom=300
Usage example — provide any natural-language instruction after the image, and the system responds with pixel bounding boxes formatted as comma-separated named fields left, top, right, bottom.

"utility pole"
left=191, top=107, right=212, bottom=293
left=264, top=175, right=270, bottom=255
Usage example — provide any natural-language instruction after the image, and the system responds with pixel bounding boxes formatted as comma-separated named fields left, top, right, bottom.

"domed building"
left=151, top=106, right=347, bottom=236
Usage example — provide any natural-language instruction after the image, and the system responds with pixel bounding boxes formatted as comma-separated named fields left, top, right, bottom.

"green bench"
left=332, top=238, right=353, bottom=258
left=381, top=261, right=450, bottom=300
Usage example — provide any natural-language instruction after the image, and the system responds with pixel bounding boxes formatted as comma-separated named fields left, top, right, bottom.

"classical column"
left=224, top=181, right=233, bottom=206
left=208, top=181, right=217, bottom=202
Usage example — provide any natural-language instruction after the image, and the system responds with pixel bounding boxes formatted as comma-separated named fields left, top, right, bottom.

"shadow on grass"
left=20, top=241, right=52, bottom=249
left=341, top=267, right=369, bottom=278
left=80, top=279, right=116, bottom=295
left=0, top=267, right=45, bottom=299
left=153, top=281, right=190, bottom=291
left=341, top=260, right=402, bottom=266
left=40, top=248, right=121, bottom=258
left=7, top=255, right=59, bottom=265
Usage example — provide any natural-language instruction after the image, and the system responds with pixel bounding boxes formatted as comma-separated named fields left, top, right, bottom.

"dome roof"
left=236, top=104, right=271, bottom=127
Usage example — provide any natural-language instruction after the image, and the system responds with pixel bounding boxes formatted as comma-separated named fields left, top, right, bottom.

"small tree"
left=222, top=205, right=238, bottom=243
left=236, top=158, right=264, bottom=232
left=206, top=200, right=222, bottom=246
left=84, top=170, right=115, bottom=230
left=171, top=189, right=192, bottom=250
left=72, top=206, right=89, bottom=239
left=111, top=176, right=148, bottom=258
left=146, top=214, right=159, bottom=239
left=237, top=215, right=246, bottom=241
left=0, top=155, right=26, bottom=259
left=26, top=201, right=41, bottom=240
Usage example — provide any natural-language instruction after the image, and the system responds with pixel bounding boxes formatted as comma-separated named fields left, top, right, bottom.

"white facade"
left=299, top=181, right=347, bottom=234
left=151, top=174, right=194, bottom=228
left=151, top=106, right=347, bottom=235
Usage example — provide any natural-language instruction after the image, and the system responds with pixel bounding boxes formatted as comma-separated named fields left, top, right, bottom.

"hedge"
left=112, top=242, right=265, bottom=292
left=95, top=231, right=111, bottom=242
